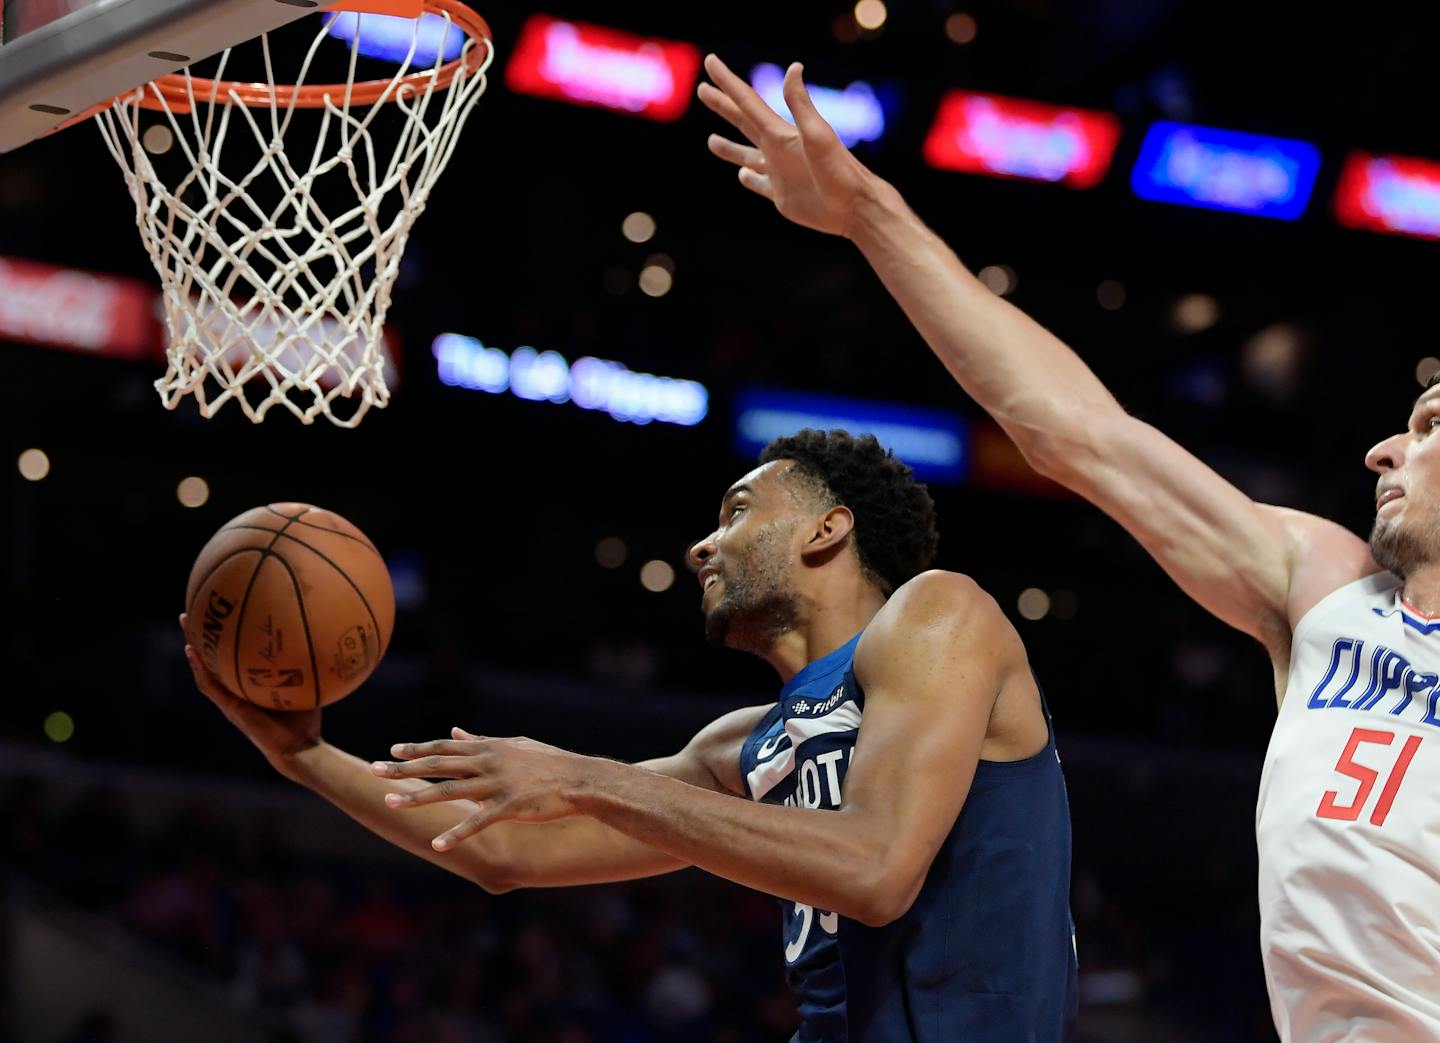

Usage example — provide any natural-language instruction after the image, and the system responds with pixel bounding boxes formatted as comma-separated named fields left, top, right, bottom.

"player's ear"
left=801, top=505, right=855, bottom=561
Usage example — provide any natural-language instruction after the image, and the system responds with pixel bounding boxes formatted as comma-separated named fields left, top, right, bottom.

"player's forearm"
left=286, top=741, right=516, bottom=891
left=286, top=743, right=686, bottom=890
left=845, top=181, right=1123, bottom=464
left=572, top=760, right=902, bottom=925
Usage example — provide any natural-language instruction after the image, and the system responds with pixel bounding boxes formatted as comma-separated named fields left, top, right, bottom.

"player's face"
left=688, top=461, right=806, bottom=650
left=1365, top=386, right=1440, bottom=578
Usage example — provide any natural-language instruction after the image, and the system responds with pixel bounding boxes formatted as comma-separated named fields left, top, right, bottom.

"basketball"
left=183, top=503, right=395, bottom=711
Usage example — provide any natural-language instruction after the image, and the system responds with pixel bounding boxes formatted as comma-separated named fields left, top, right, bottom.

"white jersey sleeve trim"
left=1291, top=570, right=1398, bottom=650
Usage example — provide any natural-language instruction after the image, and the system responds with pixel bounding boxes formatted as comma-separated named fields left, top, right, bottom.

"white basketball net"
left=94, top=14, right=492, bottom=426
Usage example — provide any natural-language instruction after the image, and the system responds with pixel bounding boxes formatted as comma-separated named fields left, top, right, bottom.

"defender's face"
left=1365, top=387, right=1440, bottom=576
left=687, top=461, right=804, bottom=647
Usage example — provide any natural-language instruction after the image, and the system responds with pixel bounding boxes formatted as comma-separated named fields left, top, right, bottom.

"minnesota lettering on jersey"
left=781, top=746, right=854, bottom=809
left=1306, top=635, right=1440, bottom=725
left=777, top=744, right=853, bottom=965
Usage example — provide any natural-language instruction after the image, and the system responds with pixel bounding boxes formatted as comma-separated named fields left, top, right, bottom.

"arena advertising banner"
left=505, top=15, right=701, bottom=122
left=1333, top=151, right=1440, bottom=241
left=0, top=255, right=158, bottom=359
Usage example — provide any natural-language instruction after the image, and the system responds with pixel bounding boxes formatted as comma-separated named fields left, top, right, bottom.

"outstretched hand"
left=371, top=729, right=594, bottom=851
left=697, top=54, right=878, bottom=237
left=181, top=613, right=321, bottom=776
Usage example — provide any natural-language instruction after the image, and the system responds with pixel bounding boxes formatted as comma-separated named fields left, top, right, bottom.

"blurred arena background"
left=5, top=0, right=1440, bottom=1040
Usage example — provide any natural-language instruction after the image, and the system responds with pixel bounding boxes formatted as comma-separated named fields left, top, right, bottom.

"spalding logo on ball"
left=184, top=503, right=396, bottom=710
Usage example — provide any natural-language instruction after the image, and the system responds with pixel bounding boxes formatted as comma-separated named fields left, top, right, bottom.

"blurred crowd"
left=4, top=776, right=799, bottom=1043
left=1, top=746, right=1276, bottom=1043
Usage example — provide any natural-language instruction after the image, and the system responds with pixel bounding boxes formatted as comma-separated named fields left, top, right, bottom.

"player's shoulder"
left=1257, top=505, right=1381, bottom=628
left=860, top=570, right=1013, bottom=663
left=881, top=569, right=1003, bottom=625
left=1260, top=504, right=1371, bottom=558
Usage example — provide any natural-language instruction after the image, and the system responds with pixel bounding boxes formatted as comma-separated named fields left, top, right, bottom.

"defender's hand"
left=181, top=614, right=321, bottom=775
left=372, top=728, right=592, bottom=850
left=698, top=55, right=877, bottom=237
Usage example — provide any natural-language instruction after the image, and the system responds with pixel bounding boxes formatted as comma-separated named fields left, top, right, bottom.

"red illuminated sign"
left=1334, top=151, right=1440, bottom=241
left=922, top=91, right=1121, bottom=189
left=0, top=256, right=159, bottom=359
left=504, top=15, right=701, bottom=123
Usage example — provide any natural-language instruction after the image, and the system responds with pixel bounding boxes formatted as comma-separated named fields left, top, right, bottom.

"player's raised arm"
left=183, top=623, right=767, bottom=891
left=698, top=56, right=1375, bottom=654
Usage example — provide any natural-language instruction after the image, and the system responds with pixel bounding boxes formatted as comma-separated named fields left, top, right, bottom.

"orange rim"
left=137, top=0, right=489, bottom=114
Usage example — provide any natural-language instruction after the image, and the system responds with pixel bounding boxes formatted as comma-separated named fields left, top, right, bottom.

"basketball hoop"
left=91, top=0, right=494, bottom=426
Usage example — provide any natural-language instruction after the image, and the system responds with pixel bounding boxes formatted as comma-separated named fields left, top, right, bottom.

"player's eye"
left=1427, top=416, right=1440, bottom=432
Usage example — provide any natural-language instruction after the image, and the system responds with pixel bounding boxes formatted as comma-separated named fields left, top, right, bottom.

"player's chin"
left=702, top=605, right=732, bottom=649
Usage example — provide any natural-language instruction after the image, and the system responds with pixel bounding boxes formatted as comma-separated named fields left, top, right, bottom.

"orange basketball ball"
left=184, top=503, right=395, bottom=710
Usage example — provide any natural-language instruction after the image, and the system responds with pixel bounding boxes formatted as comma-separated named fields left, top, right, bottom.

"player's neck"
left=760, top=580, right=888, bottom=684
left=1402, top=565, right=1440, bottom=617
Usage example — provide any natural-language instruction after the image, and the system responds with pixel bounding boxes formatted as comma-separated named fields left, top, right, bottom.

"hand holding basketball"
left=698, top=55, right=878, bottom=237
left=182, top=622, right=321, bottom=777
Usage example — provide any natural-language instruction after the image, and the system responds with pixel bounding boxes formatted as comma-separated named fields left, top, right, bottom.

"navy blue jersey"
left=738, top=630, right=1077, bottom=1043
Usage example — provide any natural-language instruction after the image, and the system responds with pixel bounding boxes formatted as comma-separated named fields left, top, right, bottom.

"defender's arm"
left=699, top=57, right=1376, bottom=653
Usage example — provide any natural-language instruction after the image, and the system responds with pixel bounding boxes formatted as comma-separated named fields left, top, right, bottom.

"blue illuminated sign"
left=1130, top=121, right=1321, bottom=219
left=749, top=64, right=886, bottom=148
left=433, top=333, right=709, bottom=427
left=733, top=388, right=966, bottom=484
left=326, top=11, right=467, bottom=67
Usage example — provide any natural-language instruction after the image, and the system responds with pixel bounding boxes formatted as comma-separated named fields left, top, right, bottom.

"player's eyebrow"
left=721, top=482, right=753, bottom=507
left=1409, top=385, right=1440, bottom=425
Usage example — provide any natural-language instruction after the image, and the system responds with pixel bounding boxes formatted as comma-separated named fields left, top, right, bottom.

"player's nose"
left=687, top=531, right=719, bottom=571
left=1365, top=432, right=1409, bottom=474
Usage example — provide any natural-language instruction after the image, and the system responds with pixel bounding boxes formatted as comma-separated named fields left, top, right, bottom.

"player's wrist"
left=841, top=174, right=907, bottom=243
left=564, top=755, right=625, bottom=816
left=273, top=736, right=329, bottom=783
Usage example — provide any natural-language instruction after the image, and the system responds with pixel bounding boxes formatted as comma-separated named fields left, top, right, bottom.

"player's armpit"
left=1035, top=408, right=1373, bottom=649
left=841, top=571, right=1016, bottom=923
left=672, top=702, right=777, bottom=796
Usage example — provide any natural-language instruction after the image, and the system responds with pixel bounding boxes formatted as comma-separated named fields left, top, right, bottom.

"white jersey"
left=1259, top=571, right=1440, bottom=1041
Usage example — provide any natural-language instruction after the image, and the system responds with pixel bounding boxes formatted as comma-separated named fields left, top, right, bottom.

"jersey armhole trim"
left=1291, top=571, right=1398, bottom=650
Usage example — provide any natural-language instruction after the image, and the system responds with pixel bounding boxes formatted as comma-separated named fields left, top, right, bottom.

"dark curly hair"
left=759, top=429, right=939, bottom=595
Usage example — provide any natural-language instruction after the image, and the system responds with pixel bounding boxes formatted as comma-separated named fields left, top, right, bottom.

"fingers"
left=708, top=133, right=765, bottom=171
left=696, top=82, right=757, bottom=140
left=738, top=167, right=776, bottom=201
left=782, top=62, right=841, bottom=151
left=371, top=754, right=477, bottom=780
left=389, top=738, right=483, bottom=759
left=182, top=643, right=232, bottom=702
left=431, top=807, right=504, bottom=851
left=383, top=776, right=489, bottom=808
left=701, top=54, right=791, bottom=139
left=180, top=614, right=228, bottom=696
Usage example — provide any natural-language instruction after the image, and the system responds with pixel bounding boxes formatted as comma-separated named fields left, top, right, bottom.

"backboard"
left=0, top=0, right=344, bottom=153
